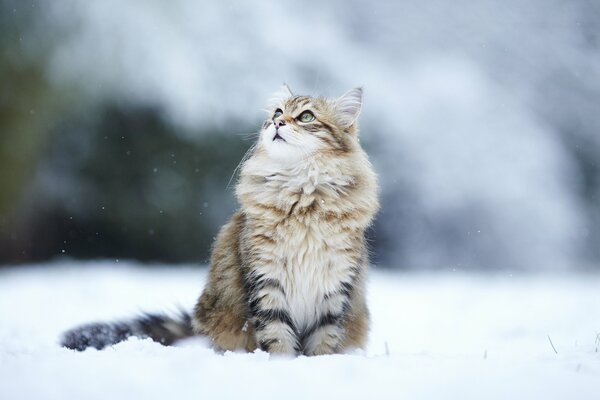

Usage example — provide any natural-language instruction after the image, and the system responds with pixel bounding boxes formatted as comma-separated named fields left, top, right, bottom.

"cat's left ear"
left=267, top=83, right=294, bottom=109
left=336, top=87, right=363, bottom=128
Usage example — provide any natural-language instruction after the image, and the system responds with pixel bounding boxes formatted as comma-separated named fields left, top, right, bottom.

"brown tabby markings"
left=193, top=87, right=378, bottom=356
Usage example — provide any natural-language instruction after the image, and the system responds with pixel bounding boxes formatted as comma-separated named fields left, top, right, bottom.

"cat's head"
left=258, top=85, right=363, bottom=163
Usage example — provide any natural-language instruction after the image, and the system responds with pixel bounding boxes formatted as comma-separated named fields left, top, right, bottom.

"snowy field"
left=1, top=260, right=599, bottom=399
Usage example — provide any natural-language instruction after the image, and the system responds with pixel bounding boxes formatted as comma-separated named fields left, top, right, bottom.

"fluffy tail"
left=61, top=310, right=194, bottom=351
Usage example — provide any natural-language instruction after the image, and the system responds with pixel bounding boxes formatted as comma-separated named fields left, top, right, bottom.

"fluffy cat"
left=61, top=86, right=379, bottom=356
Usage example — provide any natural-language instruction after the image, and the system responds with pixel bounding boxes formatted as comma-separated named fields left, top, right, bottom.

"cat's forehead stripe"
left=286, top=96, right=312, bottom=111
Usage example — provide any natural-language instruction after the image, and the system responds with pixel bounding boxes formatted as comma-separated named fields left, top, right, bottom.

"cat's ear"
left=336, top=87, right=363, bottom=128
left=267, top=83, right=294, bottom=108
left=282, top=83, right=294, bottom=97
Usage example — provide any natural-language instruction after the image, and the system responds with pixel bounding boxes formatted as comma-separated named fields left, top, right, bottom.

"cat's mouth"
left=273, top=133, right=286, bottom=142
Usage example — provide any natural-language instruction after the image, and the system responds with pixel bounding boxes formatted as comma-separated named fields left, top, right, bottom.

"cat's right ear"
left=336, top=87, right=363, bottom=128
left=267, top=84, right=294, bottom=109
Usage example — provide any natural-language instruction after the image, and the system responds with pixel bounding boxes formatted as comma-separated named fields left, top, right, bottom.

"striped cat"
left=61, top=86, right=379, bottom=356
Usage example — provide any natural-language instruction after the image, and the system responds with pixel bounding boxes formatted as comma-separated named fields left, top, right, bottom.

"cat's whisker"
left=232, top=131, right=260, bottom=141
left=231, top=130, right=260, bottom=136
left=226, top=143, right=256, bottom=190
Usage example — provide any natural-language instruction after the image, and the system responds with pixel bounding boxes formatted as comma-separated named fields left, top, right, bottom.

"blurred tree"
left=0, top=1, right=251, bottom=264
left=0, top=0, right=73, bottom=261
left=1, top=102, right=249, bottom=263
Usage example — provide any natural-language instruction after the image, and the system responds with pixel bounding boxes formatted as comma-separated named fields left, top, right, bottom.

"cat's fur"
left=61, top=86, right=379, bottom=356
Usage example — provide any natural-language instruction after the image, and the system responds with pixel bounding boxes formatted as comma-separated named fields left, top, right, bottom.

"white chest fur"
left=271, top=176, right=356, bottom=329
left=275, top=219, right=353, bottom=330
left=240, top=156, right=371, bottom=331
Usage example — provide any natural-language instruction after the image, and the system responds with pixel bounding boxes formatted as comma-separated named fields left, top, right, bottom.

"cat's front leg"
left=245, top=272, right=300, bottom=355
left=302, top=282, right=354, bottom=356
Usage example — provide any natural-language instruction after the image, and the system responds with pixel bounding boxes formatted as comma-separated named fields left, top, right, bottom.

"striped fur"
left=61, top=87, right=378, bottom=356
left=61, top=311, right=193, bottom=351
left=195, top=87, right=379, bottom=355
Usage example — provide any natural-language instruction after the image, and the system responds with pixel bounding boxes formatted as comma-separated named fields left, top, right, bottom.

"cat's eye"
left=273, top=109, right=283, bottom=119
left=297, top=110, right=315, bottom=123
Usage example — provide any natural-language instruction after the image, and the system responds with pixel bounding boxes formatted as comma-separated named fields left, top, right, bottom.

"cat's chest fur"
left=271, top=212, right=353, bottom=330
left=243, top=162, right=359, bottom=330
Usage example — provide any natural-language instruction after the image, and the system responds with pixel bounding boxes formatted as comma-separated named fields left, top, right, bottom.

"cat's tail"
left=60, top=310, right=195, bottom=351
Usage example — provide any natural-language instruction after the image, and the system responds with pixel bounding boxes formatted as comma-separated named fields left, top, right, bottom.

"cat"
left=61, top=85, right=379, bottom=356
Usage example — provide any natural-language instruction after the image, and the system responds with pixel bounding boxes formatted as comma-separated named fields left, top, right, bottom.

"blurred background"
left=1, top=0, right=599, bottom=271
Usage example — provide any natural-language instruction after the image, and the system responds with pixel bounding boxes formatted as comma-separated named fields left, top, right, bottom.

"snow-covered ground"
left=1, top=260, right=599, bottom=399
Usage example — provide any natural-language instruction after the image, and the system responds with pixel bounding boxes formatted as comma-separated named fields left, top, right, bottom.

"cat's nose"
left=274, top=119, right=286, bottom=128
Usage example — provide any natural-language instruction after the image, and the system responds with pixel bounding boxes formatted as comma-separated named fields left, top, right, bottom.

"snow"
left=1, top=260, right=599, bottom=399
